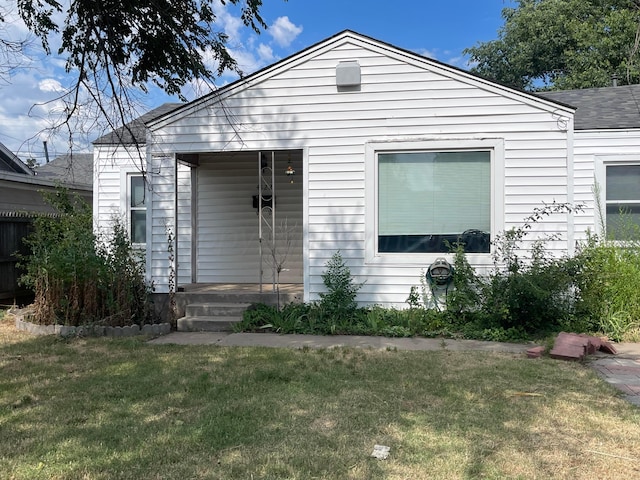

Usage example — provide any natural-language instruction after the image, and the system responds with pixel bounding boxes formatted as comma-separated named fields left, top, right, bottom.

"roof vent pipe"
left=612, top=73, right=618, bottom=87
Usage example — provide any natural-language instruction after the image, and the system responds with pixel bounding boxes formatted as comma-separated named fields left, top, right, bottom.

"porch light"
left=285, top=161, right=295, bottom=183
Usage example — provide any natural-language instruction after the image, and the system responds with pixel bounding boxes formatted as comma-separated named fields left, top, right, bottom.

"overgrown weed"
left=18, top=188, right=153, bottom=327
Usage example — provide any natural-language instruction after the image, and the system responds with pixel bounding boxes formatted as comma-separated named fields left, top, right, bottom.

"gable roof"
left=541, top=85, right=640, bottom=130
left=146, top=30, right=572, bottom=130
left=93, top=103, right=182, bottom=145
left=95, top=30, right=577, bottom=143
left=0, top=141, right=32, bottom=175
left=34, top=153, right=94, bottom=188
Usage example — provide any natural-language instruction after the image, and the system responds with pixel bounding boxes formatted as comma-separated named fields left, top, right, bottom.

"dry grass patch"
left=1, top=313, right=639, bottom=479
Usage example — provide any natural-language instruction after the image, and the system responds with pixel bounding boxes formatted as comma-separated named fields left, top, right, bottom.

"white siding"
left=195, top=152, right=303, bottom=284
left=177, top=162, right=192, bottom=284
left=93, top=145, right=148, bottom=239
left=146, top=33, right=574, bottom=305
left=573, top=129, right=640, bottom=242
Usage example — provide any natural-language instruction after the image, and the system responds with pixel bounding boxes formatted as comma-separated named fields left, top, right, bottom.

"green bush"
left=573, top=234, right=640, bottom=341
left=445, top=242, right=483, bottom=324
left=480, top=243, right=576, bottom=334
left=237, top=203, right=640, bottom=342
left=318, top=251, right=363, bottom=321
left=478, top=204, right=578, bottom=335
left=20, top=188, right=152, bottom=326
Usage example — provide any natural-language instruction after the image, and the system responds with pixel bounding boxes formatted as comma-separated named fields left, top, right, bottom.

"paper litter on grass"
left=371, top=444, right=390, bottom=459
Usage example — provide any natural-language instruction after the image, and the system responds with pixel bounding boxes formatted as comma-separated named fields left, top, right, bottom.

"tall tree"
left=0, top=0, right=270, bottom=149
left=465, top=0, right=640, bottom=91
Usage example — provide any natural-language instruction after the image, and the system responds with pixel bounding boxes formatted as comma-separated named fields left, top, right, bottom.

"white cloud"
left=39, top=78, right=64, bottom=93
left=268, top=16, right=302, bottom=48
left=257, top=43, right=275, bottom=63
left=416, top=48, right=438, bottom=60
left=447, top=55, right=475, bottom=70
left=210, top=0, right=245, bottom=44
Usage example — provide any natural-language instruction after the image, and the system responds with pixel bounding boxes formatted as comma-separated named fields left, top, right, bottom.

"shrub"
left=318, top=251, right=363, bottom=321
left=20, top=188, right=152, bottom=326
left=481, top=240, right=576, bottom=334
left=445, top=242, right=483, bottom=321
left=573, top=234, right=640, bottom=341
left=97, top=221, right=151, bottom=327
left=478, top=203, right=579, bottom=335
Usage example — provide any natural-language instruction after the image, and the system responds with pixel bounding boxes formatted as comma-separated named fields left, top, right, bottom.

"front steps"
left=177, top=302, right=251, bottom=332
left=175, top=286, right=302, bottom=332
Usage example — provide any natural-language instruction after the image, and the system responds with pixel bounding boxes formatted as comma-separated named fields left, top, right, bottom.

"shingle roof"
left=34, top=153, right=94, bottom=188
left=93, top=103, right=182, bottom=145
left=0, top=141, right=32, bottom=174
left=541, top=85, right=640, bottom=130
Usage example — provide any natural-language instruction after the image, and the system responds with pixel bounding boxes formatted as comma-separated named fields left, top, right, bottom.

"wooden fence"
left=0, top=213, right=34, bottom=301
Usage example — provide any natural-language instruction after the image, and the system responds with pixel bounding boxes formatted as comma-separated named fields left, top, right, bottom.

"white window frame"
left=365, top=138, right=504, bottom=266
left=595, top=154, right=640, bottom=238
left=121, top=171, right=147, bottom=247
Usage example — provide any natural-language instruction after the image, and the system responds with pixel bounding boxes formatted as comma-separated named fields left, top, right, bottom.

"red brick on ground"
left=579, top=334, right=602, bottom=353
left=549, top=332, right=619, bottom=361
left=549, top=332, right=590, bottom=361
left=549, top=344, right=586, bottom=361
left=556, top=332, right=593, bottom=347
left=600, top=341, right=618, bottom=355
left=526, top=346, right=545, bottom=358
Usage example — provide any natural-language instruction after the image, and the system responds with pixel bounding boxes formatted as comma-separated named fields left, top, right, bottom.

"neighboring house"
left=34, top=153, right=94, bottom=194
left=0, top=151, right=93, bottom=214
left=92, top=30, right=639, bottom=311
left=0, top=146, right=93, bottom=300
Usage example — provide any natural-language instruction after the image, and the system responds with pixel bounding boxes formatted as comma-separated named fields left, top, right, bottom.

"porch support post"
left=257, top=151, right=277, bottom=293
left=270, top=151, right=276, bottom=293
left=258, top=151, right=263, bottom=293
left=173, top=153, right=179, bottom=289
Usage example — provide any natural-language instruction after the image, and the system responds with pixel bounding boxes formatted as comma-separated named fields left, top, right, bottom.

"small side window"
left=129, top=174, right=147, bottom=244
left=605, top=164, right=640, bottom=239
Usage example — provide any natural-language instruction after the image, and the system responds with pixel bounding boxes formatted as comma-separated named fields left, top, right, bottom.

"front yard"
left=1, top=313, right=639, bottom=479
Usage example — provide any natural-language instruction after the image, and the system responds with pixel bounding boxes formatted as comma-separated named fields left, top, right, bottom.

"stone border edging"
left=15, top=317, right=171, bottom=338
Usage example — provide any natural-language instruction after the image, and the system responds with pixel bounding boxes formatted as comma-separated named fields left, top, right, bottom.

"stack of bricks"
left=526, top=332, right=618, bottom=361
left=553, top=332, right=618, bottom=360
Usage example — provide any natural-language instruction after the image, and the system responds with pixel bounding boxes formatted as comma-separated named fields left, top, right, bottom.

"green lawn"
left=1, top=314, right=639, bottom=479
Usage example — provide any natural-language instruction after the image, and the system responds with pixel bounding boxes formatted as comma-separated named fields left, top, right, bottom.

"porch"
left=175, top=283, right=304, bottom=332
left=174, top=149, right=304, bottom=288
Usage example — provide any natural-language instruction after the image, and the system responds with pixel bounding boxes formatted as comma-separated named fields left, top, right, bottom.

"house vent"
left=336, top=61, right=361, bottom=89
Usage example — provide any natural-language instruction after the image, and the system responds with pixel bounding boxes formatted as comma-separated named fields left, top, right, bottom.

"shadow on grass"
left=0, top=332, right=638, bottom=479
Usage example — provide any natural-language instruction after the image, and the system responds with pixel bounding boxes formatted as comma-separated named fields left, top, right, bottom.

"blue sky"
left=0, top=0, right=514, bottom=164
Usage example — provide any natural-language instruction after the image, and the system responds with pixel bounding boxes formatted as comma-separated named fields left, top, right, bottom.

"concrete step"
left=177, top=315, right=244, bottom=332
left=185, top=302, right=252, bottom=317
left=176, top=291, right=300, bottom=309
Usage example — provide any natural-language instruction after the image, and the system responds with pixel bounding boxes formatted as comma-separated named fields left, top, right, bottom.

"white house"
left=93, top=30, right=640, bottom=323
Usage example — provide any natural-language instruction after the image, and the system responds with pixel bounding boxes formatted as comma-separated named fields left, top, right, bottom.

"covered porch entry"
left=175, top=149, right=304, bottom=330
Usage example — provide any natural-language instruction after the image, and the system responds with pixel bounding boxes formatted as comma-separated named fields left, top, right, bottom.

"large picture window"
left=378, top=150, right=491, bottom=253
left=605, top=164, right=640, bottom=239
left=129, top=174, right=147, bottom=244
